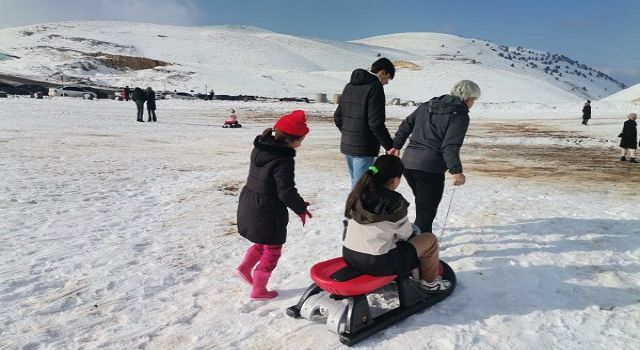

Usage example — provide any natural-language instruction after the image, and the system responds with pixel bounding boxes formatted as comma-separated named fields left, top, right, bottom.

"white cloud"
left=0, top=0, right=201, bottom=28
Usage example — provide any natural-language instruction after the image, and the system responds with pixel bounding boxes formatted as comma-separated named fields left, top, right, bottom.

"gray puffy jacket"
left=393, top=95, right=470, bottom=174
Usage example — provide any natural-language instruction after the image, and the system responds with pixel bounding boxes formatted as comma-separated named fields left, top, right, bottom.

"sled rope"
left=439, top=186, right=456, bottom=243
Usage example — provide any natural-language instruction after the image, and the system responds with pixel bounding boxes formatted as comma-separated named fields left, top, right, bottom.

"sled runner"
left=222, top=122, right=242, bottom=128
left=286, top=257, right=456, bottom=346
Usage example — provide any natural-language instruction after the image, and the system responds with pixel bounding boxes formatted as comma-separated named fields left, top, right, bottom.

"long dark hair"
left=261, top=127, right=304, bottom=146
left=345, top=155, right=404, bottom=218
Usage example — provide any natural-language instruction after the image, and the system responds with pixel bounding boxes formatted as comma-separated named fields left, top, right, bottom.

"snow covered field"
left=1, top=97, right=639, bottom=350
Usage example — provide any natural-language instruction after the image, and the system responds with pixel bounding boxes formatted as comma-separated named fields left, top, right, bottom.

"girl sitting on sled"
left=342, top=155, right=451, bottom=292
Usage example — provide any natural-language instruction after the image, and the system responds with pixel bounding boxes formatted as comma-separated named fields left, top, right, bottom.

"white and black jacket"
left=343, top=189, right=418, bottom=276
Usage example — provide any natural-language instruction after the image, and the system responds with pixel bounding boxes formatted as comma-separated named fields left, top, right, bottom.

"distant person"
left=235, top=110, right=312, bottom=300
left=619, top=113, right=638, bottom=163
left=222, top=108, right=241, bottom=128
left=131, top=87, right=145, bottom=122
left=581, top=100, right=591, bottom=125
left=334, top=57, right=396, bottom=188
left=389, top=80, right=480, bottom=233
left=123, top=86, right=131, bottom=101
left=146, top=87, right=157, bottom=122
left=208, top=90, right=215, bottom=101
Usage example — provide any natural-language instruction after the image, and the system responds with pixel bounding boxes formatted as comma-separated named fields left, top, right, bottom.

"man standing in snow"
left=131, top=87, right=145, bottom=122
left=334, top=58, right=396, bottom=188
left=389, top=80, right=480, bottom=233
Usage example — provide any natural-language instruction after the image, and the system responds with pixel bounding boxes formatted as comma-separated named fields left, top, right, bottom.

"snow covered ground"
left=1, top=97, right=639, bottom=349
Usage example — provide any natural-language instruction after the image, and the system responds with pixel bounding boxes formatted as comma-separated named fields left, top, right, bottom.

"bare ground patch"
left=211, top=113, right=639, bottom=190
left=462, top=122, right=639, bottom=189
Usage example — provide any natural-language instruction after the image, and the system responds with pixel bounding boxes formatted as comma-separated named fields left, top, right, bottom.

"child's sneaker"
left=419, top=277, right=451, bottom=293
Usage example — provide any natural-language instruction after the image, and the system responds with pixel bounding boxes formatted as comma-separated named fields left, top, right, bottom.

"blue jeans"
left=346, top=155, right=376, bottom=188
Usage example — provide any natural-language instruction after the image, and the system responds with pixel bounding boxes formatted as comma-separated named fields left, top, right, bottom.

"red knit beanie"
left=274, top=110, right=309, bottom=137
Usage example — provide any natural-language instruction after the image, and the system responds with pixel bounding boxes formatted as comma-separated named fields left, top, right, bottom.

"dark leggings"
left=147, top=108, right=157, bottom=121
left=403, top=169, right=445, bottom=233
left=135, top=101, right=144, bottom=120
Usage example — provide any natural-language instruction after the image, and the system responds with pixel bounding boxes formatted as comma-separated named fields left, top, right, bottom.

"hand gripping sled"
left=286, top=257, right=456, bottom=346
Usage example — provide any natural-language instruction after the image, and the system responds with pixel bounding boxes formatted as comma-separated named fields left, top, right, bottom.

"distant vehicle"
left=114, top=90, right=125, bottom=100
left=279, top=97, right=310, bottom=103
left=155, top=91, right=167, bottom=100
left=0, top=82, right=30, bottom=95
left=214, top=94, right=257, bottom=101
left=16, top=84, right=48, bottom=96
left=194, top=93, right=209, bottom=100
left=166, top=92, right=199, bottom=100
left=81, top=87, right=110, bottom=99
left=49, top=86, right=98, bottom=99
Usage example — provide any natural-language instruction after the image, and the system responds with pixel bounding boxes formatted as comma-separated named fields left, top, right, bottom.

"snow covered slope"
left=355, top=33, right=625, bottom=102
left=0, top=21, right=626, bottom=103
left=602, top=83, right=640, bottom=102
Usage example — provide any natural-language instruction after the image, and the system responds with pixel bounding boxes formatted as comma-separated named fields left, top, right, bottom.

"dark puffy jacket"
left=343, top=188, right=417, bottom=276
left=146, top=89, right=156, bottom=110
left=393, top=95, right=470, bottom=174
left=334, top=69, right=393, bottom=156
left=237, top=134, right=307, bottom=245
left=619, top=119, right=638, bottom=149
left=582, top=105, right=591, bottom=119
left=131, top=87, right=144, bottom=102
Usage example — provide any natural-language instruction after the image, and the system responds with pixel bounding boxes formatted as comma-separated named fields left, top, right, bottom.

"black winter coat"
left=237, top=135, right=307, bottom=245
left=582, top=105, right=591, bottom=119
left=334, top=69, right=393, bottom=156
left=146, top=90, right=156, bottom=110
left=131, top=87, right=145, bottom=102
left=619, top=119, right=638, bottom=149
left=393, top=95, right=470, bottom=174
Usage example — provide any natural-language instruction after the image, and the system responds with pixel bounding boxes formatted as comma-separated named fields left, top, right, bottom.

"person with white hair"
left=619, top=113, right=638, bottom=163
left=388, top=80, right=480, bottom=233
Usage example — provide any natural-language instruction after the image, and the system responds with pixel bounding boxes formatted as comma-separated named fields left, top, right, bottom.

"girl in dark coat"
left=582, top=100, right=591, bottom=125
left=146, top=87, right=157, bottom=122
left=619, top=113, right=638, bottom=163
left=236, top=110, right=312, bottom=300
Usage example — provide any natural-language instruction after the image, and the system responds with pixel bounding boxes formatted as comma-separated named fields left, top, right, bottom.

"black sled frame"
left=286, top=261, right=456, bottom=347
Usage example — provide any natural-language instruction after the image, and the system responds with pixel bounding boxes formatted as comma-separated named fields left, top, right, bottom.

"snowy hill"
left=602, top=83, right=640, bottom=102
left=355, top=33, right=626, bottom=102
left=0, top=21, right=626, bottom=103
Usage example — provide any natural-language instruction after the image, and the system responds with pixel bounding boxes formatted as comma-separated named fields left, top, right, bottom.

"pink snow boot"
left=235, top=244, right=262, bottom=285
left=250, top=270, right=278, bottom=300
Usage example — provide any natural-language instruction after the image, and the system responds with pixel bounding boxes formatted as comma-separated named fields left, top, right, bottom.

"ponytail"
left=262, top=127, right=274, bottom=139
left=344, top=155, right=404, bottom=218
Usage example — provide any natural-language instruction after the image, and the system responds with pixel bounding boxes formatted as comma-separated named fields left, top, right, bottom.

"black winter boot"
left=630, top=158, right=638, bottom=163
left=621, top=156, right=627, bottom=161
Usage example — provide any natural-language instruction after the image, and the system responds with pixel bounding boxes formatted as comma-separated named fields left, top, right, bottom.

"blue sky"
left=1, top=0, right=638, bottom=85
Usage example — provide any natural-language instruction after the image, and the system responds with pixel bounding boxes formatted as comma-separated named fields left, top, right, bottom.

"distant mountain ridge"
left=0, top=21, right=625, bottom=103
